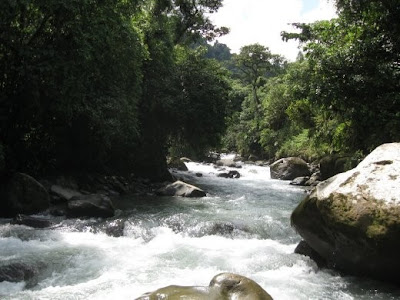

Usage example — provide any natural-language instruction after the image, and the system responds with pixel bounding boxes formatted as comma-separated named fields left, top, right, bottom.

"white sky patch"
left=209, top=0, right=337, bottom=61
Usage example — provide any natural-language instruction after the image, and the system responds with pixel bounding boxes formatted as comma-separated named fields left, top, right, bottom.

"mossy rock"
left=291, top=143, right=400, bottom=284
left=136, top=273, right=273, bottom=300
left=270, top=157, right=310, bottom=180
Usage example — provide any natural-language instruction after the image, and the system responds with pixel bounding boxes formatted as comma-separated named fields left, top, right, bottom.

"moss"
left=318, top=192, right=400, bottom=241
left=339, top=171, right=360, bottom=188
left=366, top=224, right=387, bottom=239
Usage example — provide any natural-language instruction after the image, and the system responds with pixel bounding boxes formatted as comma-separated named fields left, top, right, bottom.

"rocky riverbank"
left=0, top=172, right=168, bottom=220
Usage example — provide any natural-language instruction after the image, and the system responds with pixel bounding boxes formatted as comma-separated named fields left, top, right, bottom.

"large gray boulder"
left=0, top=173, right=50, bottom=217
left=67, top=194, right=115, bottom=218
left=270, top=157, right=310, bottom=180
left=291, top=143, right=400, bottom=284
left=156, top=180, right=206, bottom=197
left=136, top=273, right=273, bottom=300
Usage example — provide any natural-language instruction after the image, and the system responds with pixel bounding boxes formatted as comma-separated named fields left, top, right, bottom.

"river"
left=0, top=159, right=399, bottom=299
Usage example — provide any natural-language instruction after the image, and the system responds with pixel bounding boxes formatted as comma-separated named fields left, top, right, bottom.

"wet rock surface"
left=156, top=180, right=206, bottom=198
left=291, top=143, right=400, bottom=284
left=217, top=170, right=241, bottom=179
left=270, top=157, right=311, bottom=180
left=11, top=214, right=52, bottom=228
left=136, top=273, right=273, bottom=300
left=67, top=194, right=115, bottom=218
left=0, top=173, right=50, bottom=217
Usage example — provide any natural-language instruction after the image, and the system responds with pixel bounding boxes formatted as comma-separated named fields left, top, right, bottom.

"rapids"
left=0, top=159, right=399, bottom=299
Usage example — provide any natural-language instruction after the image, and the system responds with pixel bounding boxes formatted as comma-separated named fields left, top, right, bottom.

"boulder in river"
left=67, top=194, right=115, bottom=218
left=0, top=261, right=45, bottom=287
left=270, top=157, right=311, bottom=180
left=135, top=272, right=273, bottom=300
left=217, top=170, right=241, bottom=179
left=291, top=143, right=400, bottom=284
left=203, top=152, right=220, bottom=164
left=290, top=176, right=310, bottom=186
left=168, top=157, right=189, bottom=171
left=50, top=184, right=82, bottom=202
left=156, top=180, right=206, bottom=198
left=11, top=214, right=52, bottom=228
left=305, top=171, right=321, bottom=187
left=0, top=173, right=50, bottom=217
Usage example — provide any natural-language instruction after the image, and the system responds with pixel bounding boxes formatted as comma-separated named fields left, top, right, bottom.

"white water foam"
left=1, top=160, right=399, bottom=299
left=184, top=161, right=271, bottom=181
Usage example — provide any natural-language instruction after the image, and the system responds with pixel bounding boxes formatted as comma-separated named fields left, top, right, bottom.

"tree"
left=204, top=40, right=232, bottom=61
left=282, top=0, right=400, bottom=152
left=234, top=44, right=284, bottom=108
left=169, top=47, right=231, bottom=158
left=149, top=0, right=229, bottom=44
left=131, top=0, right=230, bottom=179
left=0, top=0, right=144, bottom=175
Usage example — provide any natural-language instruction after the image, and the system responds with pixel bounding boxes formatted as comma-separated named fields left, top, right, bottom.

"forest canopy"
left=0, top=0, right=399, bottom=180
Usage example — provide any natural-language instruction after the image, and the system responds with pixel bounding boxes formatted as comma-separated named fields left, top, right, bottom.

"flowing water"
left=1, top=159, right=399, bottom=299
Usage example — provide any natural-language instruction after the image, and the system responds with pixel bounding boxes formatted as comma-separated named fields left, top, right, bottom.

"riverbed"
left=0, top=160, right=399, bottom=299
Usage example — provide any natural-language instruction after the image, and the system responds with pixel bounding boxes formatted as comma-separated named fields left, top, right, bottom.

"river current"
left=1, top=159, right=399, bottom=299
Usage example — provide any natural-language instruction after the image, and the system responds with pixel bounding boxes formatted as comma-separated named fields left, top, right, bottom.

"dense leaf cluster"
left=0, top=0, right=231, bottom=180
left=223, top=0, right=400, bottom=161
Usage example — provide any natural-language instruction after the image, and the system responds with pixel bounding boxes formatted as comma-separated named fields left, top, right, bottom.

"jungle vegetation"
left=1, top=0, right=398, bottom=179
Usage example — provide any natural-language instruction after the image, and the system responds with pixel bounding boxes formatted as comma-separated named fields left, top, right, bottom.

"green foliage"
left=204, top=41, right=232, bottom=61
left=284, top=1, right=400, bottom=152
left=3, top=0, right=399, bottom=179
left=152, top=0, right=229, bottom=44
left=277, top=129, right=312, bottom=160
left=0, top=0, right=145, bottom=174
left=169, top=47, right=231, bottom=158
left=0, top=0, right=229, bottom=178
left=234, top=44, right=284, bottom=107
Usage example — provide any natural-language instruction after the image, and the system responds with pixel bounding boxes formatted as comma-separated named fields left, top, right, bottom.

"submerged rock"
left=0, top=262, right=45, bottom=287
left=217, top=170, right=241, bottom=179
left=209, top=222, right=236, bottom=236
left=270, top=157, right=310, bottom=180
left=67, top=194, right=115, bottom=218
left=291, top=143, right=400, bottom=284
left=0, top=173, right=50, bottom=217
left=136, top=272, right=273, bottom=300
left=290, top=176, right=310, bottom=186
left=11, top=214, right=52, bottom=228
left=156, top=180, right=206, bottom=198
